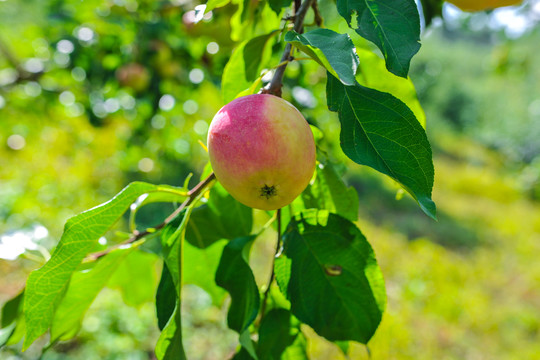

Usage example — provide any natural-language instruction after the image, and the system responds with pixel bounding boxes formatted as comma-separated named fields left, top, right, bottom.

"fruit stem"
left=259, top=208, right=282, bottom=323
left=263, top=0, right=316, bottom=97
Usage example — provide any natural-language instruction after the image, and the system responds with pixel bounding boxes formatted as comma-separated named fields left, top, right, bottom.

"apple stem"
left=86, top=172, right=217, bottom=261
left=263, top=0, right=316, bottom=97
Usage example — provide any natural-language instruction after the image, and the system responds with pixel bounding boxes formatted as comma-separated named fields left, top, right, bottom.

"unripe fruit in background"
left=446, top=0, right=522, bottom=11
left=116, top=63, right=151, bottom=92
left=207, top=94, right=316, bottom=210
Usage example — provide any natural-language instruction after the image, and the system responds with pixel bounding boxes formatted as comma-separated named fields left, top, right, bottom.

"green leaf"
left=281, top=330, right=309, bottom=360
left=183, top=239, right=227, bottom=305
left=50, top=247, right=134, bottom=342
left=268, top=0, right=291, bottom=15
left=23, top=181, right=161, bottom=349
left=215, top=236, right=259, bottom=333
left=1, top=291, right=23, bottom=328
left=2, top=317, right=25, bottom=347
left=0, top=323, right=16, bottom=347
left=336, top=0, right=421, bottom=77
left=108, top=250, right=159, bottom=307
left=161, top=213, right=189, bottom=289
left=275, top=209, right=386, bottom=344
left=230, top=0, right=280, bottom=42
left=335, top=341, right=350, bottom=356
left=155, top=211, right=192, bottom=360
left=206, top=0, right=231, bottom=12
left=419, top=0, right=443, bottom=27
left=326, top=74, right=436, bottom=219
left=155, top=304, right=186, bottom=360
left=302, top=160, right=359, bottom=222
left=239, top=329, right=259, bottom=360
left=0, top=292, right=22, bottom=347
left=128, top=186, right=187, bottom=230
left=156, top=264, right=176, bottom=331
left=257, top=309, right=295, bottom=360
left=232, top=349, right=254, bottom=360
left=222, top=32, right=277, bottom=103
left=186, top=183, right=253, bottom=249
left=355, top=44, right=426, bottom=127
left=244, top=31, right=278, bottom=81
left=285, top=29, right=359, bottom=86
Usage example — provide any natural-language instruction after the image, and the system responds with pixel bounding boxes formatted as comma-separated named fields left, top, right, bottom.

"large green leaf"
left=156, top=264, right=176, bottom=331
left=336, top=0, right=421, bottom=77
left=229, top=0, right=280, bottom=42
left=155, top=211, right=192, bottom=360
left=301, top=159, right=359, bottom=222
left=257, top=309, right=296, bottom=360
left=285, top=29, right=359, bottom=86
left=186, top=183, right=253, bottom=249
left=23, top=181, right=162, bottom=349
left=215, top=236, right=259, bottom=334
left=326, top=74, right=436, bottom=219
left=1, top=291, right=23, bottom=328
left=155, top=304, right=186, bottom=360
left=244, top=31, right=278, bottom=81
left=222, top=31, right=277, bottom=103
left=275, top=209, right=386, bottom=344
left=354, top=44, right=426, bottom=127
left=50, top=247, right=134, bottom=342
left=108, top=250, right=159, bottom=307
left=0, top=291, right=24, bottom=347
left=183, top=239, right=227, bottom=305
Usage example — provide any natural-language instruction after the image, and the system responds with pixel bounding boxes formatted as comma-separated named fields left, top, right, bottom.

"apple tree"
left=0, top=0, right=517, bottom=358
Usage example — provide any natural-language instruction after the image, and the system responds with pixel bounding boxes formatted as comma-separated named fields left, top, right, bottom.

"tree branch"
left=86, top=172, right=216, bottom=261
left=263, top=0, right=316, bottom=97
left=311, top=0, right=323, bottom=27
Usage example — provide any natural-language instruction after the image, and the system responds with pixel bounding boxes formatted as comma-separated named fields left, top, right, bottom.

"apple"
left=207, top=94, right=316, bottom=210
left=446, top=0, right=522, bottom=11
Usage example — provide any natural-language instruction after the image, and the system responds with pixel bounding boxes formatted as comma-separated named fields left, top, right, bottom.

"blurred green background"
left=1, top=0, right=539, bottom=359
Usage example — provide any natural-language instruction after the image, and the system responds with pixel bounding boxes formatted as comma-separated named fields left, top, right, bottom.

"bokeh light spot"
left=174, top=139, right=190, bottom=155
left=151, top=115, right=166, bottom=129
left=189, top=68, right=204, bottom=84
left=183, top=99, right=198, bottom=114
left=194, top=120, right=209, bottom=135
left=206, top=42, right=219, bottom=54
left=159, top=94, right=175, bottom=111
left=138, top=158, right=154, bottom=172
left=57, top=40, right=74, bottom=54
left=71, top=67, right=86, bottom=81
left=7, top=134, right=26, bottom=150
left=59, top=91, right=76, bottom=106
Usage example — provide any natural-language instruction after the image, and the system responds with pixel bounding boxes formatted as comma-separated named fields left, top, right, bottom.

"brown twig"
left=86, top=172, right=216, bottom=261
left=311, top=0, right=323, bottom=27
left=262, top=0, right=316, bottom=97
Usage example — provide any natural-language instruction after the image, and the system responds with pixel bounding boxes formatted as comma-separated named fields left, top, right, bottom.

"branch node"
left=263, top=0, right=316, bottom=97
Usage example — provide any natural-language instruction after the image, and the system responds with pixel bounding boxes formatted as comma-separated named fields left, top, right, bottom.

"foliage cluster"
left=1, top=0, right=538, bottom=359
